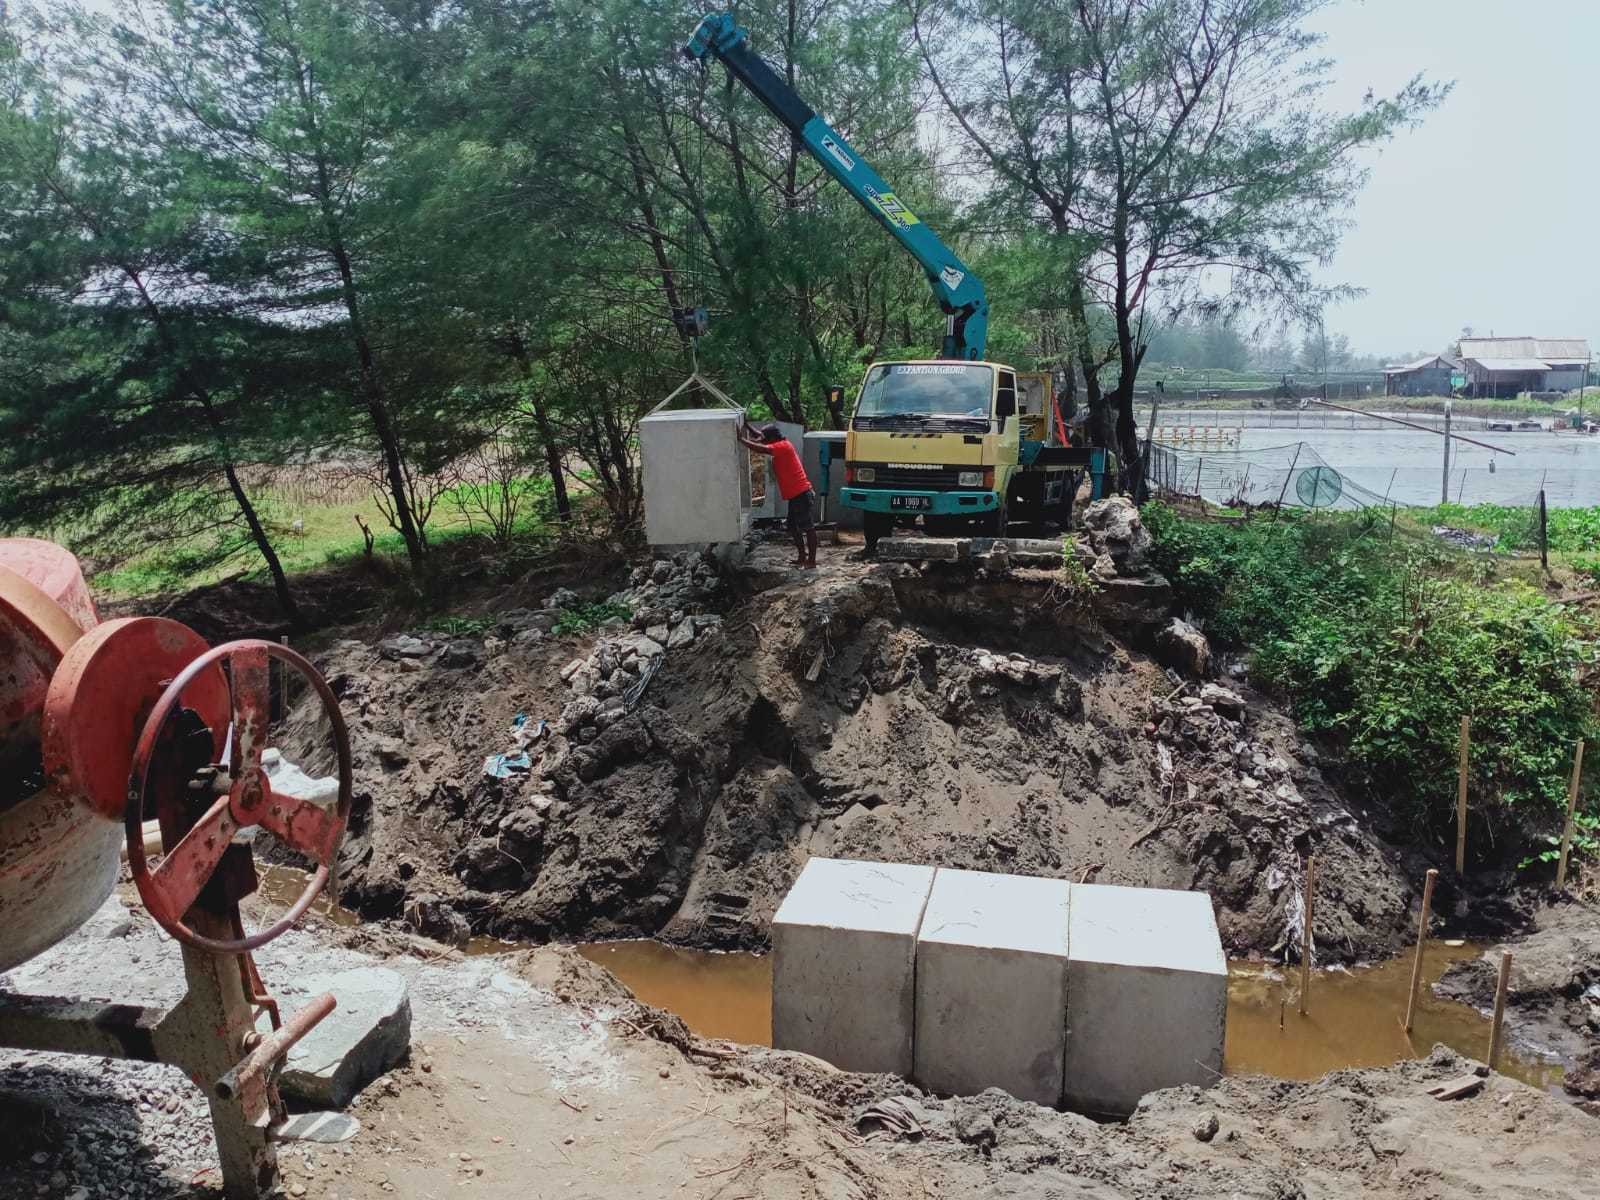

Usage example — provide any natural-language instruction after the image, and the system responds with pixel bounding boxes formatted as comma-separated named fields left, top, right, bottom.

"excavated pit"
left=280, top=542, right=1416, bottom=967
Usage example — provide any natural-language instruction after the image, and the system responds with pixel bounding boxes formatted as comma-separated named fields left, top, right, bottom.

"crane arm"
left=684, top=12, right=988, bottom=361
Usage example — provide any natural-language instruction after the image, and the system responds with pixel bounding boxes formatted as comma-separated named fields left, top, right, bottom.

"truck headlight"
left=957, top=470, right=983, bottom=487
left=855, top=467, right=875, bottom=483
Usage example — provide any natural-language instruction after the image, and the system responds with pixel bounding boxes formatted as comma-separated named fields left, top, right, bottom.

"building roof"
left=1465, top=357, right=1554, bottom=372
left=1383, top=354, right=1461, bottom=374
left=1458, top=336, right=1590, bottom=365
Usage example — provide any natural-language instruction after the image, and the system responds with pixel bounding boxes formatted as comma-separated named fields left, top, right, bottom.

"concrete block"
left=280, top=968, right=412, bottom=1108
left=1005, top=538, right=1069, bottom=568
left=640, top=409, right=751, bottom=545
left=772, top=857, right=936, bottom=1075
left=914, top=868, right=1071, bottom=1105
left=876, top=537, right=967, bottom=562
left=1062, top=883, right=1227, bottom=1116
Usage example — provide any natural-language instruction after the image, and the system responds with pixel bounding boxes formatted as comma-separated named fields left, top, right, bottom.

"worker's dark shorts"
left=787, top=490, right=816, bottom=532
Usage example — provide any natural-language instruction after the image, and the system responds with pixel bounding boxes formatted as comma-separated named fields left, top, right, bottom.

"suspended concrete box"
left=639, top=408, right=752, bottom=546
left=771, top=857, right=935, bottom=1076
left=1062, top=882, right=1227, bottom=1116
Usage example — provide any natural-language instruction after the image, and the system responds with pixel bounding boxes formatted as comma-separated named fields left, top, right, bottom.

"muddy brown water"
left=576, top=940, right=1567, bottom=1094
left=256, top=866, right=1563, bottom=1093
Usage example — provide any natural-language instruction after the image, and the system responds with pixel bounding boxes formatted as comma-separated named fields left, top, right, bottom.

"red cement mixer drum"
left=0, top=541, right=122, bottom=973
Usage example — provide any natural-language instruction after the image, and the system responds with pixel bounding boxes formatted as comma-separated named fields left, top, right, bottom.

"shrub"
left=552, top=600, right=631, bottom=636
left=1144, top=502, right=1595, bottom=845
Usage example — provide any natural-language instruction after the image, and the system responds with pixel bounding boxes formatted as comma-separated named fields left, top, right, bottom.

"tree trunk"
left=118, top=265, right=300, bottom=623
left=289, top=49, right=427, bottom=576
left=507, top=332, right=572, bottom=521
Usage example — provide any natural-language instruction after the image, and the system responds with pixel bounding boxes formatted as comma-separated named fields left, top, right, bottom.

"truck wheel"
left=864, top=511, right=893, bottom=554
left=988, top=500, right=1010, bottom=537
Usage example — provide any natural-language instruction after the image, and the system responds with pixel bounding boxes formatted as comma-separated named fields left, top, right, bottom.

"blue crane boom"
left=683, top=13, right=988, bottom=361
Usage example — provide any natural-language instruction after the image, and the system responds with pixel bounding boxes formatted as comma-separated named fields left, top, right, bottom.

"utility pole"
left=1581, top=356, right=1591, bottom=430
left=1441, top=400, right=1452, bottom=504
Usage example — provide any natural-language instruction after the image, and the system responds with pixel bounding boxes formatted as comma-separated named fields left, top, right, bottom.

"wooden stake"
left=1455, top=717, right=1470, bottom=875
left=1556, top=740, right=1586, bottom=891
left=1298, top=855, right=1316, bottom=1016
left=1487, top=950, right=1513, bottom=1071
left=1403, top=869, right=1438, bottom=1034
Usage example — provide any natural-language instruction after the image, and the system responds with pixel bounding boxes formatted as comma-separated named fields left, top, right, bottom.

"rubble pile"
left=1143, top=678, right=1364, bottom=960
left=554, top=552, right=725, bottom=745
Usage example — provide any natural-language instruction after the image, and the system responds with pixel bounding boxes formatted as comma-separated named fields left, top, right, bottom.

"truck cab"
left=841, top=360, right=1104, bottom=547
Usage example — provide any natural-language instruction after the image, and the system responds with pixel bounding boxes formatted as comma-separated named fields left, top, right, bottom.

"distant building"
left=1382, top=354, right=1461, bottom=396
left=1457, top=337, right=1591, bottom=398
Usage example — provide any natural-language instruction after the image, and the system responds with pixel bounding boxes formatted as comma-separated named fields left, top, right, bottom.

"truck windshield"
left=855, top=364, right=993, bottom=420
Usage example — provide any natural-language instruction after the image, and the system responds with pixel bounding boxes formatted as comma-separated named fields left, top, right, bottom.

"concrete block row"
left=771, top=857, right=1227, bottom=1115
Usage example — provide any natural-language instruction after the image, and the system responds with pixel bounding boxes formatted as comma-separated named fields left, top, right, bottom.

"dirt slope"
left=286, top=541, right=1415, bottom=964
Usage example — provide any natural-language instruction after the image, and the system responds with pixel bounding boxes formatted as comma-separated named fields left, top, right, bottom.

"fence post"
left=1538, top=489, right=1549, bottom=573
left=1272, top=443, right=1303, bottom=521
left=1403, top=868, right=1438, bottom=1033
left=1456, top=716, right=1471, bottom=875
left=1556, top=740, right=1586, bottom=891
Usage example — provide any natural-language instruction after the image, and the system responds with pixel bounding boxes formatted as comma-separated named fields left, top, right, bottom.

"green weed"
left=552, top=600, right=632, bottom=636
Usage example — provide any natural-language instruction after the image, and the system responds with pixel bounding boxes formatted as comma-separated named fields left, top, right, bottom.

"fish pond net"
left=1143, top=441, right=1552, bottom=559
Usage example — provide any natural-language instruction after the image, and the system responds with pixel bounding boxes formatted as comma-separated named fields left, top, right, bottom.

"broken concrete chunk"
left=378, top=635, right=430, bottom=660
left=513, top=627, right=545, bottom=646
left=646, top=624, right=670, bottom=645
left=262, top=747, right=340, bottom=806
left=876, top=537, right=965, bottom=562
left=632, top=636, right=665, bottom=658
left=1199, top=683, right=1245, bottom=716
left=1081, top=496, right=1152, bottom=571
left=279, top=968, right=412, bottom=1109
left=1155, top=617, right=1211, bottom=678
left=560, top=658, right=586, bottom=682
left=667, top=621, right=697, bottom=650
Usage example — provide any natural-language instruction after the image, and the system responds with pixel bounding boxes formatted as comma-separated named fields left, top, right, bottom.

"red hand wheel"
left=121, top=636, right=353, bottom=953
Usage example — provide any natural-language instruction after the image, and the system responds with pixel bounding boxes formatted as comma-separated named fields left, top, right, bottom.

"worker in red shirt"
left=739, top=420, right=817, bottom=568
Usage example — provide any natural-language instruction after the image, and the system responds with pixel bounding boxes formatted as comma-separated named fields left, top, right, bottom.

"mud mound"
left=288, top=543, right=1414, bottom=963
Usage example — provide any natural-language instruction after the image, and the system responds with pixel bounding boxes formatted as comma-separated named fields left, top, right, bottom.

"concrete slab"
left=771, top=857, right=935, bottom=1075
left=640, top=409, right=751, bottom=545
left=280, top=967, right=412, bottom=1108
left=1062, top=883, right=1227, bottom=1116
left=914, top=868, right=1071, bottom=1105
left=876, top=537, right=967, bottom=562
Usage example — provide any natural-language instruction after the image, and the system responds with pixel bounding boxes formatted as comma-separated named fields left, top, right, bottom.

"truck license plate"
left=891, top=496, right=930, bottom=511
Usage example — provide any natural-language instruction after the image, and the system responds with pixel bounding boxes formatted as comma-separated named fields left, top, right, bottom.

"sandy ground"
left=3, top=892, right=1599, bottom=1199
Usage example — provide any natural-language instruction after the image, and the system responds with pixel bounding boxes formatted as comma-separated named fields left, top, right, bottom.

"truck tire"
left=987, top=500, right=1009, bottom=537
left=864, top=511, right=893, bottom=554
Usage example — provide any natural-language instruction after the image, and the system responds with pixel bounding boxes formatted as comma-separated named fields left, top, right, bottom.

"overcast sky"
left=1308, top=0, right=1598, bottom=358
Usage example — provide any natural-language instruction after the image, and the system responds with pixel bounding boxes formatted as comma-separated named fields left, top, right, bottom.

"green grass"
left=1407, top=503, right=1600, bottom=555
left=92, top=476, right=557, bottom=599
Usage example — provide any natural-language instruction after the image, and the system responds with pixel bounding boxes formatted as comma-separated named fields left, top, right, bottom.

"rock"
left=1081, top=496, right=1152, bottom=571
left=513, top=628, right=545, bottom=646
left=560, top=658, right=586, bottom=682
left=577, top=726, right=601, bottom=743
left=651, top=560, right=674, bottom=583
left=1155, top=617, right=1211, bottom=677
left=438, top=641, right=478, bottom=670
left=667, top=621, right=697, bottom=650
left=691, top=614, right=723, bottom=633
left=1089, top=552, right=1118, bottom=582
left=378, top=635, right=430, bottom=660
left=1199, top=683, right=1245, bottom=716
left=406, top=896, right=471, bottom=946
left=262, top=747, right=341, bottom=806
left=1093, top=573, right=1172, bottom=625
left=1192, top=1113, right=1220, bottom=1142
left=646, top=624, right=670, bottom=645
left=279, top=968, right=412, bottom=1109
left=876, top=537, right=966, bottom=562
left=544, top=587, right=579, bottom=610
left=594, top=707, right=626, bottom=730
left=606, top=669, right=629, bottom=694
left=560, top=696, right=602, bottom=733
left=952, top=1104, right=997, bottom=1149
left=632, top=636, right=665, bottom=659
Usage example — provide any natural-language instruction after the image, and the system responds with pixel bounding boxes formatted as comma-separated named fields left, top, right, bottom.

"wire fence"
left=1144, top=440, right=1556, bottom=561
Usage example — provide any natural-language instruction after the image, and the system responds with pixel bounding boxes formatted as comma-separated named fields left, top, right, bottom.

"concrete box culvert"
left=770, top=857, right=935, bottom=1076
left=913, top=868, right=1072, bottom=1106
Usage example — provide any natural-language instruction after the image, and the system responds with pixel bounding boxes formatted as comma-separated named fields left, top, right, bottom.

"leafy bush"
left=1144, top=502, right=1595, bottom=844
left=552, top=600, right=632, bottom=636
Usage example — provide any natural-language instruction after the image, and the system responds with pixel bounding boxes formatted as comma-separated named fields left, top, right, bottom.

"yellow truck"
left=839, top=362, right=1110, bottom=550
